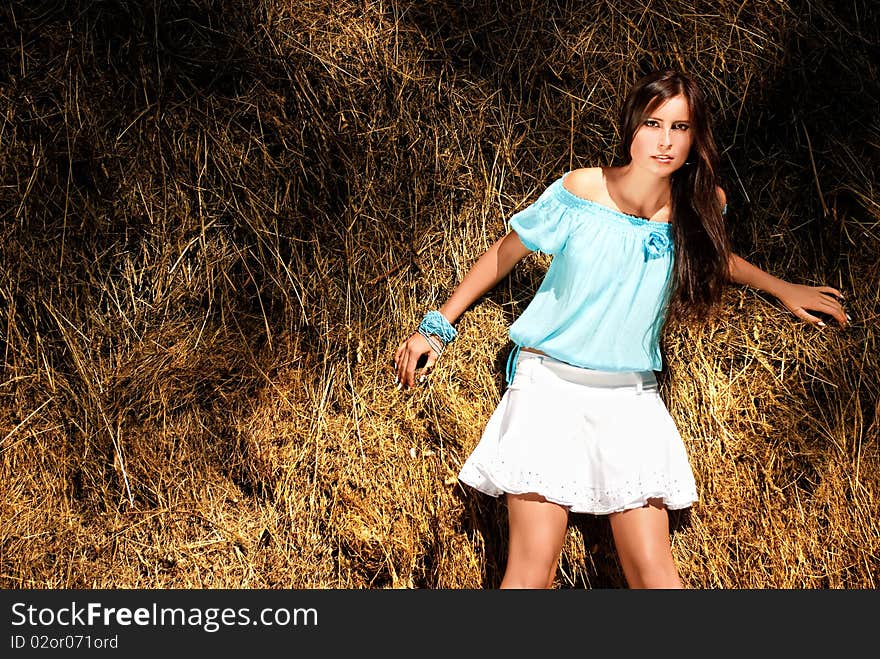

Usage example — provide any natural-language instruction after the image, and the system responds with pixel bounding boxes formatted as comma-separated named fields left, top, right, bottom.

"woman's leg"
left=501, top=492, right=569, bottom=589
left=608, top=498, right=682, bottom=589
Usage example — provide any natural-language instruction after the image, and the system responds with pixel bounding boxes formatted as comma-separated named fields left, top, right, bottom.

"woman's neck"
left=605, top=163, right=672, bottom=217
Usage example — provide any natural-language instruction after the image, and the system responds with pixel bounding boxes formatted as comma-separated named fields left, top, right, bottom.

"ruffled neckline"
left=552, top=173, right=672, bottom=232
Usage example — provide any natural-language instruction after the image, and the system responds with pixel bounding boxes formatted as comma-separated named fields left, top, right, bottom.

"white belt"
left=517, top=351, right=657, bottom=393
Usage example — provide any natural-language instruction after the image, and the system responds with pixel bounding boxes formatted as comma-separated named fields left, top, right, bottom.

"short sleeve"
left=509, top=184, right=573, bottom=255
left=722, top=203, right=728, bottom=217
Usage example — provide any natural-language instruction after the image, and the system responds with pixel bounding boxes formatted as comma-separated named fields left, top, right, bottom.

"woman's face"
left=629, top=93, right=693, bottom=176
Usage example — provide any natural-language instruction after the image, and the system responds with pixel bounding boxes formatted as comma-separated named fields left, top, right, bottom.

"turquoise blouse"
left=505, top=172, right=680, bottom=384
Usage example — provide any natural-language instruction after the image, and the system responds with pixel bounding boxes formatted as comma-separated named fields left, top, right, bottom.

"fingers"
left=793, top=307, right=823, bottom=326
left=395, top=339, right=414, bottom=389
left=393, top=334, right=436, bottom=391
left=394, top=341, right=410, bottom=384
left=796, top=286, right=850, bottom=327
left=817, top=286, right=844, bottom=300
left=825, top=290, right=851, bottom=326
left=812, top=297, right=842, bottom=322
left=796, top=304, right=848, bottom=328
left=408, top=363, right=419, bottom=389
left=825, top=301, right=848, bottom=327
left=394, top=351, right=407, bottom=390
left=403, top=348, right=419, bottom=389
left=813, top=292, right=848, bottom=327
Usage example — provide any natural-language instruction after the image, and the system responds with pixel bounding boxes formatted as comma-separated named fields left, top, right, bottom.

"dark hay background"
left=1, top=0, right=877, bottom=588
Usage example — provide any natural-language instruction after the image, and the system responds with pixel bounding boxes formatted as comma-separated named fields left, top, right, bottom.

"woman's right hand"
left=394, top=332, right=440, bottom=390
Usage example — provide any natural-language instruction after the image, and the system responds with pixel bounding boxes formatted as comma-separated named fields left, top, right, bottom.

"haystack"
left=0, top=0, right=876, bottom=588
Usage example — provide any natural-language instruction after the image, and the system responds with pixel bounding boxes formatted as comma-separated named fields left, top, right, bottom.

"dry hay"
left=0, top=0, right=877, bottom=588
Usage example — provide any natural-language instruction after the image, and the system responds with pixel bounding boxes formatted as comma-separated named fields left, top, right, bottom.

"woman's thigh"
left=503, top=492, right=569, bottom=586
left=608, top=498, right=681, bottom=588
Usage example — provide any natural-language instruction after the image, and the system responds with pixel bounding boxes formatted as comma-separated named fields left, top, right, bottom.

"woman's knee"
left=620, top=550, right=680, bottom=588
left=501, top=552, right=560, bottom=589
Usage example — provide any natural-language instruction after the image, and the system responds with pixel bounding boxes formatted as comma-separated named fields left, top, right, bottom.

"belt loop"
left=635, top=373, right=643, bottom=394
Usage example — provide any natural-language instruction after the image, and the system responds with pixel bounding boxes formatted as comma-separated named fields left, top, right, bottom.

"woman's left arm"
left=728, top=253, right=848, bottom=327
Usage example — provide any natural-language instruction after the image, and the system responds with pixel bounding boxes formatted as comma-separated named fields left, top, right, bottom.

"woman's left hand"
left=776, top=283, right=848, bottom=327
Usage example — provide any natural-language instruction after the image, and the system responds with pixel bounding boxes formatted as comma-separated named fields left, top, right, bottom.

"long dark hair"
left=619, top=69, right=731, bottom=321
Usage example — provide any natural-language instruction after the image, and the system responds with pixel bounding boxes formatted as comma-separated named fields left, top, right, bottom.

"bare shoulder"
left=562, top=167, right=603, bottom=199
left=715, top=185, right=727, bottom=205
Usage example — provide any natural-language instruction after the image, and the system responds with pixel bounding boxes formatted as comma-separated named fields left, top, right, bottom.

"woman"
left=393, top=69, right=847, bottom=589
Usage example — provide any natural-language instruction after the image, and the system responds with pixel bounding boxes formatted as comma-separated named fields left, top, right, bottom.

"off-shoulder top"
left=504, top=171, right=688, bottom=384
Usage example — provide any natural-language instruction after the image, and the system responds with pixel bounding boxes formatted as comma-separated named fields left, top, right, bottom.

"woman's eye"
left=673, top=123, right=690, bottom=131
left=644, top=119, right=659, bottom=127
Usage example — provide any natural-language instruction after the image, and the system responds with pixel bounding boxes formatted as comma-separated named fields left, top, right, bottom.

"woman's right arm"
left=394, top=230, right=533, bottom=389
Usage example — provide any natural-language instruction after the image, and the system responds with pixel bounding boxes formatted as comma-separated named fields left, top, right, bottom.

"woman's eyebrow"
left=646, top=116, right=691, bottom=123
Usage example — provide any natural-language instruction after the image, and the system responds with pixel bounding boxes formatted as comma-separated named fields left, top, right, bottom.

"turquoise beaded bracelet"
left=418, top=310, right=457, bottom=345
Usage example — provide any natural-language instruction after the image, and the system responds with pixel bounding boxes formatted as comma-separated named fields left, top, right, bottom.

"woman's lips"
left=652, top=155, right=674, bottom=162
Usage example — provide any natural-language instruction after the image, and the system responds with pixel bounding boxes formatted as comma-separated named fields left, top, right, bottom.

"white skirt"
left=458, top=350, right=698, bottom=515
